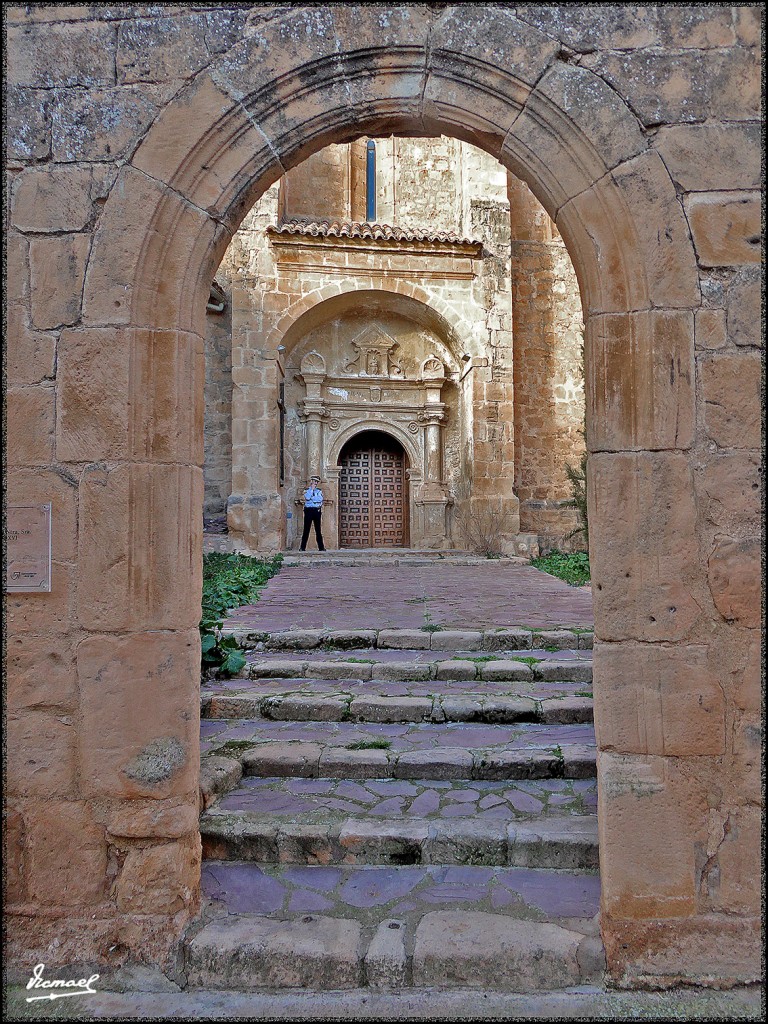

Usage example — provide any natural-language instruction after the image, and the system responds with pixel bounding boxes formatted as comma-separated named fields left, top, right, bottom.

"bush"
left=531, top=549, right=590, bottom=587
left=454, top=503, right=517, bottom=558
left=200, top=553, right=283, bottom=676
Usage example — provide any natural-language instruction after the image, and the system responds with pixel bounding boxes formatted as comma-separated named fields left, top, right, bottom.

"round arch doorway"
left=338, top=430, right=409, bottom=548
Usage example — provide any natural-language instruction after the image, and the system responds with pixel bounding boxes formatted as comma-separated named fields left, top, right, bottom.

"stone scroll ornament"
left=421, top=355, right=444, bottom=378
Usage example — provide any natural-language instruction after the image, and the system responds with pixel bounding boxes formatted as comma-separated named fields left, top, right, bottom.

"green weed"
left=531, top=550, right=590, bottom=587
left=346, top=739, right=391, bottom=750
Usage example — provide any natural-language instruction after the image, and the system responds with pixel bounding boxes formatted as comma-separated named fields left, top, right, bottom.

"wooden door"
left=339, top=441, right=406, bottom=547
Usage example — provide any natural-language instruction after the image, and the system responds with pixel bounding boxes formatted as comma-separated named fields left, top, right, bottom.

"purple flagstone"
left=367, top=781, right=418, bottom=797
left=406, top=790, right=441, bottom=816
left=418, top=884, right=488, bottom=905
left=443, top=866, right=495, bottom=884
left=287, top=889, right=335, bottom=913
left=370, top=798, right=405, bottom=816
left=478, top=794, right=505, bottom=809
left=441, top=803, right=477, bottom=817
left=202, top=864, right=285, bottom=915
left=490, top=886, right=525, bottom=910
left=495, top=868, right=601, bottom=917
left=282, top=867, right=343, bottom=892
left=548, top=794, right=575, bottom=807
left=286, top=778, right=335, bottom=794
left=335, top=781, right=377, bottom=803
left=444, top=789, right=480, bottom=803
left=339, top=868, right=426, bottom=908
left=317, top=797, right=367, bottom=814
left=506, top=791, right=544, bottom=814
left=479, top=806, right=514, bottom=820
left=219, top=792, right=313, bottom=814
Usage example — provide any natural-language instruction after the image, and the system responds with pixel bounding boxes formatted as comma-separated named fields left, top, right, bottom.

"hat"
left=310, top=475, right=320, bottom=481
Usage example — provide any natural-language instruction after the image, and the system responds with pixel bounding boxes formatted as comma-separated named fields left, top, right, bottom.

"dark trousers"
left=300, top=507, right=325, bottom=551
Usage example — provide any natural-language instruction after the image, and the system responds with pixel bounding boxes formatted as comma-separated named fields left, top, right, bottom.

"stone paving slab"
left=224, top=564, right=594, bottom=631
left=201, top=863, right=601, bottom=927
left=242, top=651, right=593, bottom=684
left=225, top=626, right=594, bottom=652
left=6, top=983, right=763, bottom=1020
left=201, top=686, right=593, bottom=726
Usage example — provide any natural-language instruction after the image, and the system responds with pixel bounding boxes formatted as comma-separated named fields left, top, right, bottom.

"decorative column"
left=416, top=356, right=452, bottom=548
left=297, top=351, right=327, bottom=479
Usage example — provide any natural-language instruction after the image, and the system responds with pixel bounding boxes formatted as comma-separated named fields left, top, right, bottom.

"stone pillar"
left=415, top=357, right=452, bottom=547
left=226, top=282, right=284, bottom=552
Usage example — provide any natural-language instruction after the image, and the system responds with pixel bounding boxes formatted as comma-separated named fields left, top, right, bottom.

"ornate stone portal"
left=294, top=325, right=453, bottom=549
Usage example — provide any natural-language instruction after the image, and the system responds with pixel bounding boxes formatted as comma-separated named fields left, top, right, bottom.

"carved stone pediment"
left=342, top=324, right=403, bottom=378
left=420, top=355, right=444, bottom=379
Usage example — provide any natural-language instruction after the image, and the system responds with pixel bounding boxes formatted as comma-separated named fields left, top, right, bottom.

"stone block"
left=320, top=630, right=378, bottom=649
left=479, top=661, right=534, bottom=682
left=482, top=628, right=532, bottom=651
left=5, top=562, right=75, bottom=637
left=201, top=815, right=278, bottom=863
left=5, top=630, right=79, bottom=711
left=394, top=748, right=473, bottom=781
left=540, top=697, right=593, bottom=724
left=587, top=310, right=694, bottom=452
left=513, top=6, right=658, bottom=51
left=318, top=748, right=390, bottom=779
left=6, top=388, right=54, bottom=466
left=726, top=266, right=761, bottom=347
left=535, top=660, right=592, bottom=684
left=5, top=303, right=56, bottom=386
left=338, top=820, right=428, bottom=863
left=686, top=192, right=761, bottom=267
left=199, top=757, right=243, bottom=811
left=7, top=21, right=116, bottom=87
left=243, top=743, right=321, bottom=779
left=271, top=695, right=349, bottom=722
left=6, top=712, right=77, bottom=797
left=24, top=800, right=107, bottom=906
left=597, top=752, right=705, bottom=919
left=117, top=13, right=213, bottom=84
left=700, top=352, right=761, bottom=449
left=115, top=836, right=200, bottom=915
left=312, top=661, right=372, bottom=681
left=12, top=166, right=93, bottom=232
left=108, top=797, right=199, bottom=840
left=276, top=823, right=341, bottom=866
left=434, top=660, right=477, bottom=681
left=425, top=821, right=508, bottom=866
left=265, top=630, right=324, bottom=650
left=413, top=912, right=582, bottom=990
left=375, top=662, right=433, bottom=682
left=249, top=660, right=307, bottom=679
left=78, top=464, right=203, bottom=631
left=52, top=85, right=164, bottom=163
left=588, top=453, right=703, bottom=642
left=430, top=630, right=483, bottom=651
left=29, top=233, right=90, bottom=330
left=531, top=629, right=579, bottom=650
left=509, top=819, right=599, bottom=870
left=4, top=808, right=27, bottom=904
left=694, top=308, right=727, bottom=351
left=77, top=631, right=199, bottom=799
left=56, top=328, right=130, bottom=461
left=376, top=629, right=431, bottom=650
left=6, top=467, right=78, bottom=563
left=707, top=536, right=761, bottom=628
left=5, top=85, right=51, bottom=161
left=349, top=696, right=431, bottom=724
left=654, top=123, right=762, bottom=192
left=186, top=915, right=363, bottom=989
left=505, top=61, right=646, bottom=211
left=594, top=642, right=724, bottom=756
left=474, top=749, right=559, bottom=781
left=365, top=919, right=408, bottom=988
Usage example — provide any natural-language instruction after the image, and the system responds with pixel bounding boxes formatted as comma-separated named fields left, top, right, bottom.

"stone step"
left=280, top=550, right=531, bottom=568
left=241, top=651, right=593, bottom=685
left=188, top=863, right=603, bottom=991
left=201, top=680, right=593, bottom=725
left=200, top=776, right=598, bottom=868
left=223, top=625, right=593, bottom=652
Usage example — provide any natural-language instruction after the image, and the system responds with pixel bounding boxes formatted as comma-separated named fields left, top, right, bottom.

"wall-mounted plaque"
left=6, top=504, right=52, bottom=593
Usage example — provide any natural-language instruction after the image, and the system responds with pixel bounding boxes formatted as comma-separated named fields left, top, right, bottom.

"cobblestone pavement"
left=200, top=718, right=596, bottom=757
left=215, top=776, right=597, bottom=820
left=202, top=863, right=601, bottom=922
left=225, top=564, right=594, bottom=631
left=203, top=676, right=588, bottom=700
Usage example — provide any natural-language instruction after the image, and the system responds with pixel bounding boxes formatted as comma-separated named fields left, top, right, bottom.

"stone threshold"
left=186, top=904, right=604, bottom=992
left=201, top=689, right=593, bottom=726
left=222, top=626, right=594, bottom=651
left=5, top=983, right=762, bottom=1020
left=200, top=810, right=599, bottom=870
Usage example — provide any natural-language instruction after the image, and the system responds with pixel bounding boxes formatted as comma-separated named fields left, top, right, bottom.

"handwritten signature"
left=26, top=963, right=99, bottom=1002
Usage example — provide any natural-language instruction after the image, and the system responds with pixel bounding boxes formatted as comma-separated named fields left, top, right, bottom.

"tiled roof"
left=267, top=220, right=482, bottom=247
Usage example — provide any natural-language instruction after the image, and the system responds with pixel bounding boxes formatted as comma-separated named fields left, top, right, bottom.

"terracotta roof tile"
left=267, top=219, right=482, bottom=247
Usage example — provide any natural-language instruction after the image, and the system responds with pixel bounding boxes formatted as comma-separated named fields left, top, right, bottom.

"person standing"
left=300, top=475, right=326, bottom=551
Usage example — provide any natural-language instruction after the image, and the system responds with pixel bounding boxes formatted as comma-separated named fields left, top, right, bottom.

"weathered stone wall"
left=5, top=3, right=761, bottom=986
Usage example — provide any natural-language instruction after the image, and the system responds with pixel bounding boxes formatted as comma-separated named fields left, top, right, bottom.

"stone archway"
left=7, top=5, right=760, bottom=986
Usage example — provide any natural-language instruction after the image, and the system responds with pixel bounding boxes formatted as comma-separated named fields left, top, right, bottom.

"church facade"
left=204, top=137, right=586, bottom=554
